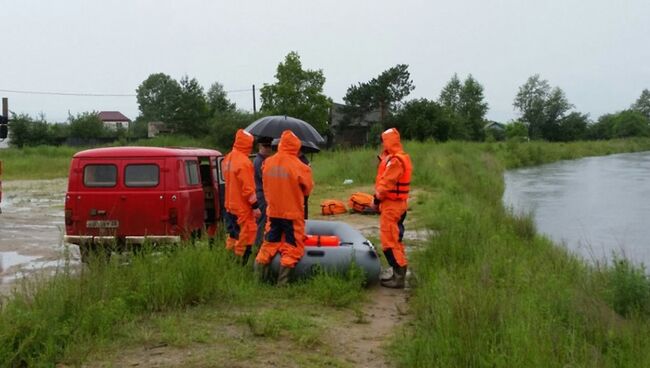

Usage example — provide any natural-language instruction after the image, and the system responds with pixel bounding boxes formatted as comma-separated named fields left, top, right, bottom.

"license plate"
left=86, top=220, right=119, bottom=228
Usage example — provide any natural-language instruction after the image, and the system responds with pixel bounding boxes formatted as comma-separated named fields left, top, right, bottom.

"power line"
left=0, top=88, right=135, bottom=97
left=0, top=87, right=253, bottom=97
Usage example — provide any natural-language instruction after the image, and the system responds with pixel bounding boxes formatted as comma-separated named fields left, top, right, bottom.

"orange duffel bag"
left=305, top=235, right=340, bottom=247
left=348, top=192, right=378, bottom=214
left=320, top=199, right=347, bottom=216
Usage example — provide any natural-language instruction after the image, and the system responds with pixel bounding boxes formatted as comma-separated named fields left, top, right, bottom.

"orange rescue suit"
left=255, top=130, right=314, bottom=268
left=375, top=128, right=412, bottom=267
left=223, top=129, right=257, bottom=256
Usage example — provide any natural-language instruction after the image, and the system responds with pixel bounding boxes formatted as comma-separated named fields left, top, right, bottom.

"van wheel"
left=79, top=244, right=111, bottom=263
left=79, top=244, right=91, bottom=263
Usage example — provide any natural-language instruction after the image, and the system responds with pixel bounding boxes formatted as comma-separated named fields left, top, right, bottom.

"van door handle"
left=120, top=195, right=126, bottom=200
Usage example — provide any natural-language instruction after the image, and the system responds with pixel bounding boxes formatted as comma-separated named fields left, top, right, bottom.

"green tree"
left=459, top=75, right=489, bottom=140
left=505, top=120, right=528, bottom=140
left=438, top=73, right=462, bottom=115
left=207, top=82, right=236, bottom=115
left=439, top=74, right=489, bottom=140
left=611, top=110, right=649, bottom=138
left=393, top=99, right=453, bottom=141
left=209, top=110, right=258, bottom=150
left=170, top=76, right=210, bottom=136
left=260, top=52, right=332, bottom=133
left=69, top=112, right=106, bottom=139
left=588, top=114, right=615, bottom=140
left=557, top=112, right=589, bottom=141
left=136, top=73, right=182, bottom=123
left=8, top=113, right=32, bottom=148
left=631, top=89, right=650, bottom=120
left=514, top=75, right=573, bottom=140
left=343, top=64, right=415, bottom=124
left=588, top=110, right=650, bottom=139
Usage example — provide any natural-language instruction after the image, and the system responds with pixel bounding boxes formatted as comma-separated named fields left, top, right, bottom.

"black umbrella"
left=270, top=137, right=321, bottom=153
left=245, top=115, right=325, bottom=145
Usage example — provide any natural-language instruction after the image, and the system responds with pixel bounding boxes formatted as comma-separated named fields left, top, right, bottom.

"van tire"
left=79, top=244, right=111, bottom=264
left=79, top=244, right=91, bottom=263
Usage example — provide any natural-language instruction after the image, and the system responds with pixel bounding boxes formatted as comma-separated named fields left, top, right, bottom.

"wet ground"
left=0, top=178, right=79, bottom=294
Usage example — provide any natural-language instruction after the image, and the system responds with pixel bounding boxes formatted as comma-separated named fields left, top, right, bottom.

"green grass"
left=0, top=242, right=365, bottom=366
left=0, top=145, right=77, bottom=180
left=387, top=138, right=650, bottom=367
left=3, top=138, right=650, bottom=366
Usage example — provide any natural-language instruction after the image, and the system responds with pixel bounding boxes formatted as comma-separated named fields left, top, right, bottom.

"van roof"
left=73, top=146, right=222, bottom=158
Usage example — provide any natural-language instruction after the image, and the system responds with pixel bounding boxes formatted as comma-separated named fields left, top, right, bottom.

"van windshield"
left=125, top=164, right=159, bottom=187
left=84, top=165, right=117, bottom=187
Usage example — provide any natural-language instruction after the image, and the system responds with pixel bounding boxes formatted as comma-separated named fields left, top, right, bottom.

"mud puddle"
left=0, top=179, right=79, bottom=293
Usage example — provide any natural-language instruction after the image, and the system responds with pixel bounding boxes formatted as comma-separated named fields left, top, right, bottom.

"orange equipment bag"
left=305, top=235, right=340, bottom=247
left=348, top=192, right=378, bottom=214
left=320, top=199, right=347, bottom=216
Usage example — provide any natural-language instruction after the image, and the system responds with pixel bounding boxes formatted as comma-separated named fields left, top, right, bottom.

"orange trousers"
left=224, top=210, right=257, bottom=257
left=379, top=199, right=408, bottom=267
left=255, top=218, right=305, bottom=268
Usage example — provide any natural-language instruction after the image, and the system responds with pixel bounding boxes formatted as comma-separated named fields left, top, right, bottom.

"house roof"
left=97, top=111, right=131, bottom=122
left=329, top=102, right=381, bottom=128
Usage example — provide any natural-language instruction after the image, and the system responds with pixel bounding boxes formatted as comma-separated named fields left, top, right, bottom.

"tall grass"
left=390, top=138, right=650, bottom=367
left=0, top=242, right=365, bottom=366
left=0, top=145, right=77, bottom=180
left=3, top=138, right=650, bottom=366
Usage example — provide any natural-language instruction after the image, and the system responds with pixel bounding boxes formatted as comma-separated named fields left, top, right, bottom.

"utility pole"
left=252, top=84, right=257, bottom=114
left=0, top=98, right=8, bottom=140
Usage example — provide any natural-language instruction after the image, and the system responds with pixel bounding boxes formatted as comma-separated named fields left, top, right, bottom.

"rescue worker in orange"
left=374, top=128, right=412, bottom=289
left=223, top=129, right=261, bottom=265
left=255, top=130, right=314, bottom=285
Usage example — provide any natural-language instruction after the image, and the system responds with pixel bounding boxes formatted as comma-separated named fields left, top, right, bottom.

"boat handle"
left=307, top=250, right=325, bottom=257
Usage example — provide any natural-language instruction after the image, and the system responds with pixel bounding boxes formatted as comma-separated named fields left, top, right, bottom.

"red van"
left=64, top=146, right=224, bottom=261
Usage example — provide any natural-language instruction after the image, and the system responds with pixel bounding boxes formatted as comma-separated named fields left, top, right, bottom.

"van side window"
left=84, top=165, right=117, bottom=187
left=125, top=164, right=159, bottom=187
left=185, top=160, right=200, bottom=186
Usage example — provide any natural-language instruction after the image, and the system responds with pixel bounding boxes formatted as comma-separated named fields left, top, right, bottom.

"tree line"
left=7, top=51, right=650, bottom=148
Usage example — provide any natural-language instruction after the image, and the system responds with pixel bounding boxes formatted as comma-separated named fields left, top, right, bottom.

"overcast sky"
left=2, top=0, right=649, bottom=123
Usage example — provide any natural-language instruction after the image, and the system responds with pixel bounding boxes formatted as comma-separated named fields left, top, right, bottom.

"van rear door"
left=120, top=159, right=166, bottom=237
left=75, top=161, right=122, bottom=236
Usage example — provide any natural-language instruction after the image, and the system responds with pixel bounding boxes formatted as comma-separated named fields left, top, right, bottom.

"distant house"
left=484, top=121, right=506, bottom=140
left=98, top=111, right=131, bottom=131
left=329, top=103, right=381, bottom=147
left=147, top=121, right=171, bottom=138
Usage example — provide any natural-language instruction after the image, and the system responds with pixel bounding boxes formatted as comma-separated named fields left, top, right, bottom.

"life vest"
left=348, top=192, right=378, bottom=214
left=377, top=153, right=412, bottom=200
left=320, top=199, right=347, bottom=216
left=305, top=235, right=340, bottom=247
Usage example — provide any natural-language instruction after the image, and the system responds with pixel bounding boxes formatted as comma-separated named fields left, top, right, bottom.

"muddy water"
left=0, top=178, right=79, bottom=293
left=503, top=151, right=650, bottom=266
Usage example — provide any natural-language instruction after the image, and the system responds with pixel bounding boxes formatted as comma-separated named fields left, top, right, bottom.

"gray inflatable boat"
left=270, top=220, right=381, bottom=284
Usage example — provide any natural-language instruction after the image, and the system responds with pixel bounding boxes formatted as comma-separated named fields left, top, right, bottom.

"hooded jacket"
left=262, top=130, right=314, bottom=220
left=223, top=129, right=257, bottom=213
left=375, top=128, right=412, bottom=201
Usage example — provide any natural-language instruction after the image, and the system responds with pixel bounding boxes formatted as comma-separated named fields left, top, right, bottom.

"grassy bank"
left=2, top=138, right=650, bottom=366
left=392, top=138, right=650, bottom=367
left=0, top=243, right=366, bottom=366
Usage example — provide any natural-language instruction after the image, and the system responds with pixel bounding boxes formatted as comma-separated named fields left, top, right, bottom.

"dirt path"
left=309, top=211, right=417, bottom=367
left=327, top=286, right=409, bottom=367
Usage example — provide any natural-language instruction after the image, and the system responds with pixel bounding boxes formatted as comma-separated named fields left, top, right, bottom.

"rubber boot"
left=241, top=246, right=252, bottom=266
left=380, top=267, right=394, bottom=282
left=277, top=266, right=292, bottom=286
left=381, top=266, right=406, bottom=289
left=255, top=262, right=271, bottom=283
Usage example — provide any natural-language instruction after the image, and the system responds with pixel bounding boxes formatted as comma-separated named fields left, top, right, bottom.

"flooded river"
left=0, top=179, right=79, bottom=294
left=504, top=151, right=650, bottom=266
